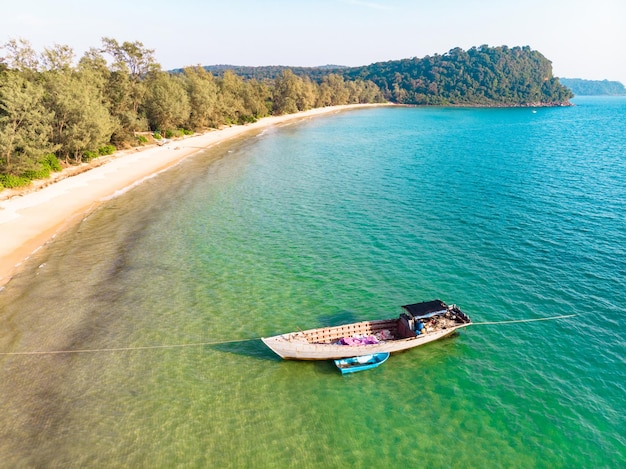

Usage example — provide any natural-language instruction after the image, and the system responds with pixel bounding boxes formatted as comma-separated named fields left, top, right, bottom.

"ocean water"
left=0, top=98, right=624, bottom=468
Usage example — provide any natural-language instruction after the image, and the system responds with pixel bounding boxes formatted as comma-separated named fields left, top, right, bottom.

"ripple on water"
left=1, top=99, right=625, bottom=467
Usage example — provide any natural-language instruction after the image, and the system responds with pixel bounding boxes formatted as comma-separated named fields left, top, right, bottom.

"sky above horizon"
left=2, top=0, right=625, bottom=84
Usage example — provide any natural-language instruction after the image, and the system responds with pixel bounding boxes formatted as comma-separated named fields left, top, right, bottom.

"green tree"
left=41, top=44, right=74, bottom=72
left=299, top=77, right=318, bottom=110
left=100, top=38, right=159, bottom=140
left=43, top=66, right=114, bottom=164
left=143, top=72, right=190, bottom=131
left=358, top=80, right=383, bottom=103
left=78, top=47, right=112, bottom=96
left=0, top=70, right=54, bottom=174
left=272, top=70, right=319, bottom=113
left=101, top=37, right=160, bottom=78
left=104, top=69, right=147, bottom=145
left=217, top=71, right=248, bottom=124
left=183, top=66, right=220, bottom=130
left=2, top=39, right=40, bottom=73
left=323, top=74, right=350, bottom=105
left=273, top=69, right=303, bottom=115
left=240, top=79, right=271, bottom=121
left=315, top=80, right=333, bottom=107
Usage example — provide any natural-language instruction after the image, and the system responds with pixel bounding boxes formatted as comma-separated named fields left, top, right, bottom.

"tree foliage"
left=100, top=38, right=160, bottom=78
left=43, top=68, right=114, bottom=164
left=0, top=39, right=571, bottom=186
left=203, top=45, right=573, bottom=106
left=343, top=45, right=573, bottom=105
left=0, top=37, right=383, bottom=181
left=184, top=66, right=220, bottom=129
left=273, top=70, right=312, bottom=114
left=0, top=70, right=54, bottom=172
left=143, top=72, right=190, bottom=131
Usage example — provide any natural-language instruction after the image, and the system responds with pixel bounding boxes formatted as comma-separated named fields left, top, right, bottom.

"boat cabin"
left=400, top=300, right=471, bottom=336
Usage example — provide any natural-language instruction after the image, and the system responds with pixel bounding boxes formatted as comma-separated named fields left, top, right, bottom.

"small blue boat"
left=334, top=352, right=390, bottom=374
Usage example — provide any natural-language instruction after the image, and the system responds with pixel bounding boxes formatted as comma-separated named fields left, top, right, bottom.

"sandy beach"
left=0, top=104, right=382, bottom=287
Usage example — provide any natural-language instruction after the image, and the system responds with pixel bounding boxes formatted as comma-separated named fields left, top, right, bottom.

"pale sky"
left=2, top=0, right=625, bottom=84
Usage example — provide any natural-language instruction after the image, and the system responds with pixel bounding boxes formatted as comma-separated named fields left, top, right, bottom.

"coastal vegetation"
left=1, top=40, right=571, bottom=189
left=343, top=45, right=573, bottom=105
left=205, top=45, right=573, bottom=106
left=0, top=38, right=384, bottom=188
left=559, top=78, right=626, bottom=96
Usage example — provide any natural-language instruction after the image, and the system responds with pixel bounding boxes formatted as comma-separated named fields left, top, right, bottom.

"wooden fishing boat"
left=262, top=300, right=471, bottom=360
left=334, top=352, right=390, bottom=374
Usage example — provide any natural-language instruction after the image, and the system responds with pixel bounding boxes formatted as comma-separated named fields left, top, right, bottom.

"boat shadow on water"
left=214, top=302, right=469, bottom=366
left=315, top=310, right=364, bottom=327
left=211, top=338, right=279, bottom=361
left=211, top=310, right=364, bottom=361
left=290, top=337, right=466, bottom=376
left=211, top=332, right=466, bottom=375
left=262, top=300, right=471, bottom=360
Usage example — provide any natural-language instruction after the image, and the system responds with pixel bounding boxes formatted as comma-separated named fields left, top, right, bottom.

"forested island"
left=204, top=45, right=573, bottom=106
left=559, top=78, right=626, bottom=96
left=344, top=45, right=573, bottom=105
left=1, top=40, right=571, bottom=189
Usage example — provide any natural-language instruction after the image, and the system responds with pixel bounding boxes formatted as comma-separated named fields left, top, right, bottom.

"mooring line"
left=0, top=314, right=578, bottom=356
left=0, top=337, right=260, bottom=356
left=470, top=313, right=577, bottom=326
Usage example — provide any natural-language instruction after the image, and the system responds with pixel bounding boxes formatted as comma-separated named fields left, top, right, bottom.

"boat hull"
left=262, top=322, right=468, bottom=360
left=334, top=352, right=390, bottom=374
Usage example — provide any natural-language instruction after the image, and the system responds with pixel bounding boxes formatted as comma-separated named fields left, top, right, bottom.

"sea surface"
left=0, top=97, right=624, bottom=468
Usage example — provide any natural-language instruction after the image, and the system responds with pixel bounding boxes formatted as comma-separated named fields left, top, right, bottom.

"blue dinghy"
left=334, top=352, right=390, bottom=374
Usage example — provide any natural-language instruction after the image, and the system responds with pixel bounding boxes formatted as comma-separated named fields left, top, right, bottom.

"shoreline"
left=0, top=104, right=389, bottom=287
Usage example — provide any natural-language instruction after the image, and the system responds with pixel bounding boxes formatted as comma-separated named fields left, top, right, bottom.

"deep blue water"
left=0, top=97, right=624, bottom=467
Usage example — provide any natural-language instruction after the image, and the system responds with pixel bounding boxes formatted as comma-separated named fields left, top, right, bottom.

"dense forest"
left=0, top=38, right=383, bottom=187
left=559, top=78, right=626, bottom=96
left=1, top=40, right=572, bottom=189
left=198, top=64, right=347, bottom=82
left=203, top=45, right=573, bottom=106
left=344, top=45, right=572, bottom=105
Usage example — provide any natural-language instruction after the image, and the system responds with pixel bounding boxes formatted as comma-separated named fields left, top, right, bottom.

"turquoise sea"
left=0, top=97, right=624, bottom=468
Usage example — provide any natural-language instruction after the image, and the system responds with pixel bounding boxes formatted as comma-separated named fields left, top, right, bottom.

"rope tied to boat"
left=0, top=337, right=260, bottom=356
left=0, top=313, right=578, bottom=356
left=469, top=313, right=577, bottom=326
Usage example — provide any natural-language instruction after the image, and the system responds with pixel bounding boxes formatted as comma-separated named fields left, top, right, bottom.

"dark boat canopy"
left=401, top=300, right=448, bottom=318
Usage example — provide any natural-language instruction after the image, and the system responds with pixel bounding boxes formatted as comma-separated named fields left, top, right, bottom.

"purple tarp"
left=338, top=336, right=379, bottom=346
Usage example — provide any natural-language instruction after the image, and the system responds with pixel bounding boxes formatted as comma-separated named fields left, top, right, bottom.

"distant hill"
left=178, top=65, right=347, bottom=82
left=342, top=45, right=572, bottom=106
left=559, top=78, right=626, bottom=96
left=194, top=45, right=573, bottom=106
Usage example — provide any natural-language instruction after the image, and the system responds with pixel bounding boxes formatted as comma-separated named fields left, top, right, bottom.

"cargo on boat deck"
left=262, top=300, right=471, bottom=360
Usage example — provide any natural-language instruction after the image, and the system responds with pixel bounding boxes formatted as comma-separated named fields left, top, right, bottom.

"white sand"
left=0, top=104, right=385, bottom=286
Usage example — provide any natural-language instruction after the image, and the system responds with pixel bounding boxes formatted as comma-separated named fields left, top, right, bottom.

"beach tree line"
left=202, top=45, right=574, bottom=107
left=0, top=38, right=384, bottom=187
left=1, top=40, right=573, bottom=190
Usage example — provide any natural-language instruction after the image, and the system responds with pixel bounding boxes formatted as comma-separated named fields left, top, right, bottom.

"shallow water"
left=1, top=98, right=624, bottom=468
